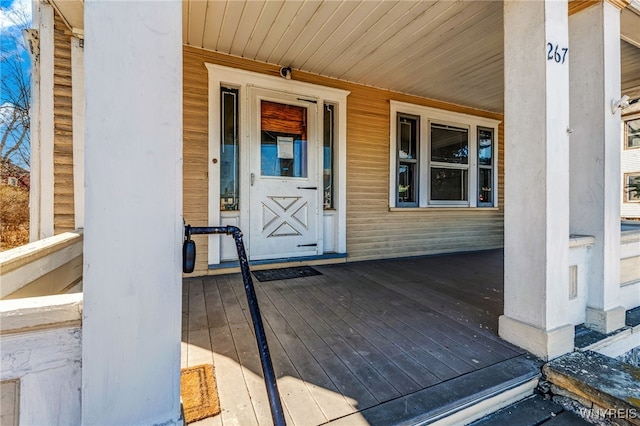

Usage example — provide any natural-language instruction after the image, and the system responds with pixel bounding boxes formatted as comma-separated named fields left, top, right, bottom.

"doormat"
left=252, top=266, right=322, bottom=282
left=180, top=364, right=220, bottom=424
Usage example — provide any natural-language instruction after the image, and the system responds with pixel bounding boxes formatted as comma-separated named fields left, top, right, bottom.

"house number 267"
left=547, top=43, right=568, bottom=64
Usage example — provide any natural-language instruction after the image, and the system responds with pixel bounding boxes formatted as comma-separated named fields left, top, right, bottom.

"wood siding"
left=183, top=46, right=504, bottom=275
left=183, top=49, right=211, bottom=274
left=53, top=12, right=74, bottom=233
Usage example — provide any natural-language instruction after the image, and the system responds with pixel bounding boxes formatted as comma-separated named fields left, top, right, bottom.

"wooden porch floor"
left=181, top=249, right=526, bottom=426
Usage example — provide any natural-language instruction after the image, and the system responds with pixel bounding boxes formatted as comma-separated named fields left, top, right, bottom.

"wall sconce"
left=611, top=95, right=630, bottom=114
left=280, top=67, right=292, bottom=80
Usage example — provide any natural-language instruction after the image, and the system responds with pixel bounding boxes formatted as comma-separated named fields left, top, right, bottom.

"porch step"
left=542, top=351, right=640, bottom=425
left=327, top=354, right=543, bottom=426
left=469, top=394, right=590, bottom=425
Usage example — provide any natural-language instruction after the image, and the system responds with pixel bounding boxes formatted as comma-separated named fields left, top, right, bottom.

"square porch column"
left=569, top=0, right=628, bottom=334
left=82, top=1, right=183, bottom=424
left=500, top=0, right=575, bottom=360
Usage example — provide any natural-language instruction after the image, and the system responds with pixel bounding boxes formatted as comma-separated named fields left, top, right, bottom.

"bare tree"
left=1, top=3, right=31, bottom=170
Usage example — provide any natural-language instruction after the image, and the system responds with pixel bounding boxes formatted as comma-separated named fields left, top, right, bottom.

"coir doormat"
left=252, top=266, right=322, bottom=282
left=180, top=364, right=220, bottom=424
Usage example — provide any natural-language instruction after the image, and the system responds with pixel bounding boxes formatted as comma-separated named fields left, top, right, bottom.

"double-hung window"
left=626, top=118, right=640, bottom=150
left=390, top=101, right=500, bottom=208
left=429, top=123, right=469, bottom=204
left=625, top=173, right=640, bottom=203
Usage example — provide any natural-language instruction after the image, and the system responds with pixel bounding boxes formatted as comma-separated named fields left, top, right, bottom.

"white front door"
left=249, top=87, right=322, bottom=260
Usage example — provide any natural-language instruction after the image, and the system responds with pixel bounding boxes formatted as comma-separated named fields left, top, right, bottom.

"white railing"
left=565, top=229, right=640, bottom=327
left=0, top=231, right=83, bottom=300
left=0, top=293, right=83, bottom=425
left=0, top=231, right=84, bottom=425
left=567, top=235, right=596, bottom=325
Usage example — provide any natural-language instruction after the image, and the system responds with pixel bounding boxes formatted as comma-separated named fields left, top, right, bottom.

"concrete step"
left=469, top=394, right=590, bottom=426
left=543, top=351, right=640, bottom=426
left=327, top=354, right=543, bottom=425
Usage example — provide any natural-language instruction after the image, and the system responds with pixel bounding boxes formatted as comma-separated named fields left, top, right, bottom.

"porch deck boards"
left=182, top=249, right=525, bottom=426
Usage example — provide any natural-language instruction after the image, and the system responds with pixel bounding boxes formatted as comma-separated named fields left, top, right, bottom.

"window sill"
left=389, top=206, right=500, bottom=212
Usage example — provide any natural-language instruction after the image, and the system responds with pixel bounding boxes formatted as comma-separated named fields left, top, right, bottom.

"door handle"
left=251, top=173, right=255, bottom=186
left=297, top=186, right=317, bottom=190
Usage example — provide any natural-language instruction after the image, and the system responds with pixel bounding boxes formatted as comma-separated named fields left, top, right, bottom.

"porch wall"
left=52, top=11, right=75, bottom=233
left=183, top=46, right=504, bottom=275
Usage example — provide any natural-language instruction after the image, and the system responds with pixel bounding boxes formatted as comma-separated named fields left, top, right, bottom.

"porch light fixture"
left=279, top=66, right=292, bottom=80
left=611, top=95, right=630, bottom=114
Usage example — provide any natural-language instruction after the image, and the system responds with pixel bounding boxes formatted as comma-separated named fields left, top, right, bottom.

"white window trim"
left=71, top=36, right=85, bottom=229
left=625, top=116, right=640, bottom=150
left=206, top=64, right=349, bottom=265
left=389, top=100, right=500, bottom=209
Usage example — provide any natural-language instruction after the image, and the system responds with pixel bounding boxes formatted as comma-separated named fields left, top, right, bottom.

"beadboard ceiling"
left=183, top=0, right=505, bottom=112
left=52, top=0, right=640, bottom=113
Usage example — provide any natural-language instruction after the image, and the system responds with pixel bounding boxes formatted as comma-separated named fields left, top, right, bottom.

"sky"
left=1, top=0, right=31, bottom=101
left=0, top=0, right=30, bottom=32
left=1, top=0, right=31, bottom=168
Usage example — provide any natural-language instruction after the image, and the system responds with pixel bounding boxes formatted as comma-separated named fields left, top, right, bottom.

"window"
left=390, top=101, right=499, bottom=208
left=625, top=173, right=640, bottom=203
left=260, top=100, right=307, bottom=178
left=626, top=119, right=640, bottom=150
left=429, top=123, right=468, bottom=203
left=397, top=114, right=419, bottom=206
left=220, top=87, right=239, bottom=211
left=324, top=104, right=335, bottom=209
left=478, top=127, right=494, bottom=206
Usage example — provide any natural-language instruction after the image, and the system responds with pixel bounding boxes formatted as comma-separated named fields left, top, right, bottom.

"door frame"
left=206, top=64, right=350, bottom=265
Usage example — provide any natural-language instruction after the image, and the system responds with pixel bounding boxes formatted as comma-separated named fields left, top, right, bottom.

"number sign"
left=547, top=43, right=568, bottom=64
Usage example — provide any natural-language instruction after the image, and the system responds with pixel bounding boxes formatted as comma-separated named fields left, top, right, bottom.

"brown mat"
left=181, top=364, right=221, bottom=424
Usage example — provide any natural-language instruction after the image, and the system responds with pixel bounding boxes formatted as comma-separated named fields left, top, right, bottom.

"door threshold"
left=209, top=252, right=347, bottom=272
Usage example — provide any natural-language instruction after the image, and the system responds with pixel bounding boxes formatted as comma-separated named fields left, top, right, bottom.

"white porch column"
left=569, top=1, right=627, bottom=334
left=82, top=1, right=183, bottom=425
left=500, top=0, right=574, bottom=360
left=29, top=0, right=55, bottom=241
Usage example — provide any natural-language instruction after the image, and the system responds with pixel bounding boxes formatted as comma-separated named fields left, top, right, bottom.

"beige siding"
left=183, top=50, right=210, bottom=274
left=53, top=12, right=74, bottom=233
left=183, top=46, right=504, bottom=274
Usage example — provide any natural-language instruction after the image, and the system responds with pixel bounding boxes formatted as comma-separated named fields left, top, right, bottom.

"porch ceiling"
left=622, top=40, right=640, bottom=100
left=51, top=0, right=640, bottom=112
left=184, top=0, right=506, bottom=112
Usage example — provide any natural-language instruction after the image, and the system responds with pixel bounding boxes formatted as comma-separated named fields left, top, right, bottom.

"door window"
left=260, top=100, right=307, bottom=178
